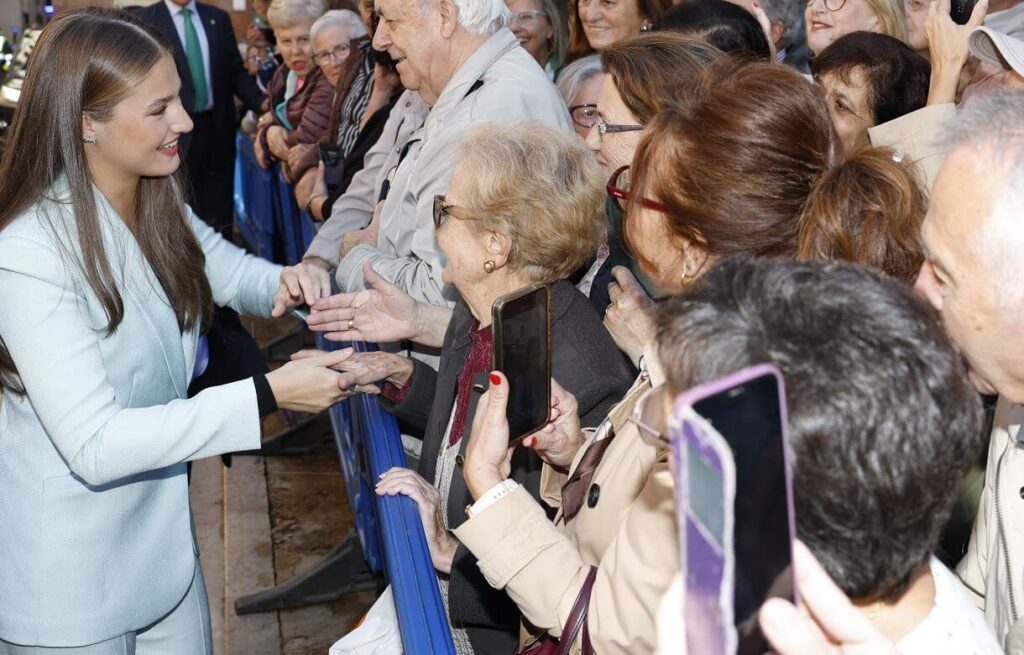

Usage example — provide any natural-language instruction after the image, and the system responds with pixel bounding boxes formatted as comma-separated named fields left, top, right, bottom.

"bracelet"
left=305, top=194, right=326, bottom=216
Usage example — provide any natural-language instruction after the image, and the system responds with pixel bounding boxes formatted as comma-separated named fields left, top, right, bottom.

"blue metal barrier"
left=234, top=137, right=455, bottom=653
left=274, top=167, right=306, bottom=266
left=235, top=134, right=277, bottom=260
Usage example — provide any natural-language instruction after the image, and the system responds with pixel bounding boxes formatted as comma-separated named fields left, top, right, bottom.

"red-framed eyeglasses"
left=606, top=165, right=669, bottom=213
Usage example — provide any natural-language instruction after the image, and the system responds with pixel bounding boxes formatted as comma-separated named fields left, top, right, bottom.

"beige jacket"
left=868, top=102, right=955, bottom=193
left=957, top=398, right=1024, bottom=654
left=454, top=364, right=678, bottom=655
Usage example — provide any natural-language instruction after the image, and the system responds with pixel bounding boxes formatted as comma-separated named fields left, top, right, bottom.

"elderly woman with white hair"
left=287, top=9, right=374, bottom=193
left=555, top=54, right=603, bottom=138
left=310, top=121, right=634, bottom=653
left=254, top=0, right=333, bottom=172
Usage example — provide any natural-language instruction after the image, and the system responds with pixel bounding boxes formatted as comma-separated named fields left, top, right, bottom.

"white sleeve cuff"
left=466, top=479, right=520, bottom=518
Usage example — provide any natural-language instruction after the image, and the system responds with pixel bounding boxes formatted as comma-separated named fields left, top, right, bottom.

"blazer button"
left=587, top=484, right=600, bottom=508
left=1019, top=486, right=1024, bottom=500
left=456, top=454, right=465, bottom=468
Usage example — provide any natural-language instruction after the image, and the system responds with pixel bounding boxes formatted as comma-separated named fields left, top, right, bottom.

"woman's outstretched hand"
left=265, top=348, right=355, bottom=413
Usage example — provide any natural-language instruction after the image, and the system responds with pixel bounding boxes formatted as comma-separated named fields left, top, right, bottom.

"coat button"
left=456, top=454, right=465, bottom=468
left=587, top=484, right=600, bottom=508
left=1019, top=486, right=1024, bottom=500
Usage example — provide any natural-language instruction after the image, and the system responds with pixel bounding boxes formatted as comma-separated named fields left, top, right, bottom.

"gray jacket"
left=335, top=28, right=571, bottom=305
left=304, top=90, right=430, bottom=267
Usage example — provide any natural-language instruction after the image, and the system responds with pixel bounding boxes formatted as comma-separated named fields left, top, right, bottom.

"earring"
left=640, top=20, right=652, bottom=32
left=680, top=260, right=693, bottom=285
left=83, top=136, right=96, bottom=144
left=483, top=260, right=496, bottom=274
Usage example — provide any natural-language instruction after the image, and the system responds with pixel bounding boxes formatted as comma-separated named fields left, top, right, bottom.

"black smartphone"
left=950, top=0, right=978, bottom=24
left=318, top=143, right=345, bottom=196
left=676, top=366, right=796, bottom=655
left=492, top=284, right=552, bottom=445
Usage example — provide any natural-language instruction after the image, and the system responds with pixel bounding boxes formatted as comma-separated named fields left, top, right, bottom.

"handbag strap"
left=556, top=567, right=598, bottom=655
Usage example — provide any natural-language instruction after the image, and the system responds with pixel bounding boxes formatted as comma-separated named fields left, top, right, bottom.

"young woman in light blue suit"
left=0, top=9, right=352, bottom=653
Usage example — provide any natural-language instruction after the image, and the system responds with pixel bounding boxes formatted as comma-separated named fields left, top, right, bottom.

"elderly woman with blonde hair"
left=308, top=120, right=634, bottom=653
left=254, top=0, right=334, bottom=171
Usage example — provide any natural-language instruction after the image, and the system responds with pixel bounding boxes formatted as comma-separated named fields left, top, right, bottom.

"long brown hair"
left=625, top=61, right=837, bottom=271
left=0, top=8, right=213, bottom=394
left=798, top=148, right=926, bottom=282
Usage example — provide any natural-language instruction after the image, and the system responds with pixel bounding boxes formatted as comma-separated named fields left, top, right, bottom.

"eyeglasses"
left=433, top=195, right=480, bottom=228
left=805, top=0, right=848, bottom=11
left=606, top=165, right=669, bottom=213
left=510, top=9, right=549, bottom=25
left=628, top=384, right=670, bottom=448
left=569, top=104, right=599, bottom=129
left=591, top=116, right=644, bottom=141
left=313, top=44, right=352, bottom=66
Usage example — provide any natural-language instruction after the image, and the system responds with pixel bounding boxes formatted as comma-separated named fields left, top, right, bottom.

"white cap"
left=970, top=26, right=1024, bottom=77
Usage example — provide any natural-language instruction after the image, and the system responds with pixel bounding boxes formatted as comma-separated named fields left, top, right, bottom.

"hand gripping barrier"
left=320, top=338, right=457, bottom=655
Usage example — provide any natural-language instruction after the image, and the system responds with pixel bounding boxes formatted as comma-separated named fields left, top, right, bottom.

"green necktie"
left=180, top=8, right=208, bottom=112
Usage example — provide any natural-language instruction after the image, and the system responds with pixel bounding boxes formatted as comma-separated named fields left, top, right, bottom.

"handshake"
left=263, top=260, right=447, bottom=413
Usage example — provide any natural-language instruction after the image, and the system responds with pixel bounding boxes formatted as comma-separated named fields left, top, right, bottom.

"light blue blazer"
left=0, top=182, right=281, bottom=647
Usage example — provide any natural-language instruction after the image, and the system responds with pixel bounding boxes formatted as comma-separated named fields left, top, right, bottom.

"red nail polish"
left=489, top=372, right=501, bottom=385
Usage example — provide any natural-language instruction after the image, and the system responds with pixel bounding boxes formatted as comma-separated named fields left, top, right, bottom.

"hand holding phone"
left=492, top=284, right=552, bottom=445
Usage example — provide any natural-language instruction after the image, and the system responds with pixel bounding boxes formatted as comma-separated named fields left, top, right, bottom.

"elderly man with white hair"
left=319, top=0, right=570, bottom=306
left=912, top=89, right=1024, bottom=654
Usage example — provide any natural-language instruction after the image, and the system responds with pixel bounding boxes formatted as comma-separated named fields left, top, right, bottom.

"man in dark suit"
left=135, top=0, right=266, bottom=235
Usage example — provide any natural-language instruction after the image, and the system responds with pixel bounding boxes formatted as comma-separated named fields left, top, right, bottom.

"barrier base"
left=234, top=531, right=381, bottom=614
left=237, top=411, right=334, bottom=456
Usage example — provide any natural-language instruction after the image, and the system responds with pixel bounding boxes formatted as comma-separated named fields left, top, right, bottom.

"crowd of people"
left=0, top=0, right=1023, bottom=653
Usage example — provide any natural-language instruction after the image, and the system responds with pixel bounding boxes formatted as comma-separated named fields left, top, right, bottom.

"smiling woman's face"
left=805, top=0, right=880, bottom=55
left=85, top=55, right=194, bottom=188
left=577, top=0, right=646, bottom=51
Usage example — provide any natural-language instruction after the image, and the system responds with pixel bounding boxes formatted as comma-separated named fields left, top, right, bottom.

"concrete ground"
left=190, top=315, right=377, bottom=655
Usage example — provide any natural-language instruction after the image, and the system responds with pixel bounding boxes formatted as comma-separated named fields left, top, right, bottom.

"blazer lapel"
left=94, top=192, right=190, bottom=398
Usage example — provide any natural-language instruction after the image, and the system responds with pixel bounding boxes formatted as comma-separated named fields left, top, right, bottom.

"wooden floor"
left=189, top=315, right=377, bottom=655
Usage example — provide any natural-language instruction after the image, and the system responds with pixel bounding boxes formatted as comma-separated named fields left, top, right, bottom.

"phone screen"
left=692, top=373, right=793, bottom=654
left=494, top=286, right=551, bottom=443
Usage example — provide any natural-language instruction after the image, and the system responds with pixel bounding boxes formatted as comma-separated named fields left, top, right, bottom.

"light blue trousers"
left=0, top=560, right=212, bottom=655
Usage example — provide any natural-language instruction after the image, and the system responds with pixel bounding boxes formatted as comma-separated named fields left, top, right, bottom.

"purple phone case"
left=670, top=364, right=798, bottom=655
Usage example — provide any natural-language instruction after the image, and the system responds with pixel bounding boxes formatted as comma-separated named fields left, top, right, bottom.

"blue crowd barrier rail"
left=320, top=337, right=457, bottom=655
left=235, top=133, right=277, bottom=260
left=234, top=133, right=455, bottom=654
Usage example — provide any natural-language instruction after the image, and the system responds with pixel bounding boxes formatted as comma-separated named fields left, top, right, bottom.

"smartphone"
left=492, top=284, right=552, bottom=445
left=950, top=0, right=978, bottom=24
left=671, top=365, right=796, bottom=655
left=318, top=143, right=345, bottom=196
left=289, top=304, right=311, bottom=321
